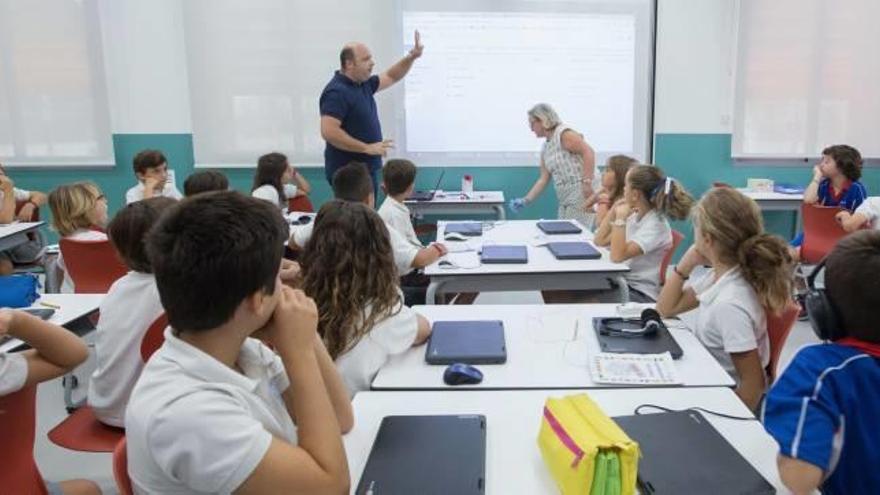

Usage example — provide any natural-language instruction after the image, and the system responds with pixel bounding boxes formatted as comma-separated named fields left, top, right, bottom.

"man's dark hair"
left=146, top=191, right=288, bottom=332
left=822, top=144, right=863, bottom=181
left=382, top=159, right=417, bottom=196
left=133, top=149, right=167, bottom=176
left=825, top=230, right=880, bottom=342
left=332, top=162, right=373, bottom=202
left=109, top=197, right=177, bottom=273
left=340, top=46, right=355, bottom=70
left=184, top=170, right=229, bottom=197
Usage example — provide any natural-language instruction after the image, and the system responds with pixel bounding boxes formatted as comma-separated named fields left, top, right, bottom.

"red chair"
left=765, top=302, right=800, bottom=383
left=0, top=384, right=49, bottom=494
left=113, top=437, right=134, bottom=495
left=140, top=313, right=169, bottom=362
left=59, top=238, right=128, bottom=293
left=47, top=405, right=124, bottom=453
left=800, top=204, right=848, bottom=264
left=659, top=230, right=685, bottom=285
left=287, top=195, right=315, bottom=213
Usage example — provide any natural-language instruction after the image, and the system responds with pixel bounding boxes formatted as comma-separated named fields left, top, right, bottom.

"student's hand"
left=279, top=259, right=301, bottom=284
left=268, top=286, right=319, bottom=353
left=613, top=201, right=631, bottom=220
left=678, top=245, right=709, bottom=275
left=430, top=242, right=448, bottom=256
left=812, top=165, right=824, bottom=182
left=144, top=175, right=165, bottom=193
left=408, top=30, right=424, bottom=59
left=0, top=175, right=13, bottom=192
left=16, top=202, right=35, bottom=222
left=0, top=308, right=13, bottom=337
left=364, top=140, right=394, bottom=156
left=835, top=210, right=850, bottom=225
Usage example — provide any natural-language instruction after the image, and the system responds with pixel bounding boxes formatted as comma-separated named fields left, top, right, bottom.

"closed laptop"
left=480, top=245, right=528, bottom=264
left=547, top=241, right=601, bottom=260
left=537, top=220, right=583, bottom=234
left=426, top=320, right=507, bottom=364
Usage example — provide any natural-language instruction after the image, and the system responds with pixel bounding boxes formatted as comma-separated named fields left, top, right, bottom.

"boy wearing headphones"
left=763, top=230, right=880, bottom=495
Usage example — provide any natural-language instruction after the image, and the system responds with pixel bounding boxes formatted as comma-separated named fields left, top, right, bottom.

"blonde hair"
left=626, top=165, right=694, bottom=220
left=692, top=187, right=794, bottom=314
left=527, top=103, right=562, bottom=130
left=49, top=182, right=103, bottom=237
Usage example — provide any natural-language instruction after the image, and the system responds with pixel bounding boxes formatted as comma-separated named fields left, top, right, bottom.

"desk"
left=0, top=221, right=44, bottom=251
left=345, top=388, right=783, bottom=494
left=739, top=189, right=803, bottom=237
left=426, top=220, right=630, bottom=304
left=371, top=304, right=734, bottom=390
left=0, top=294, right=105, bottom=353
left=405, top=191, right=506, bottom=220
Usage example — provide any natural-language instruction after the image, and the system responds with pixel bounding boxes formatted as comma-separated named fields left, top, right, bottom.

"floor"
left=33, top=290, right=820, bottom=492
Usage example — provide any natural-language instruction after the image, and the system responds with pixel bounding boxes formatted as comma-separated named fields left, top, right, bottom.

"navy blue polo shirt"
left=319, top=71, right=383, bottom=181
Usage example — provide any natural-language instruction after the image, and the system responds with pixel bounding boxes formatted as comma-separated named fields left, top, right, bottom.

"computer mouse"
left=444, top=232, right=468, bottom=241
left=289, top=215, right=312, bottom=226
left=438, top=260, right=454, bottom=267
left=443, top=363, right=484, bottom=386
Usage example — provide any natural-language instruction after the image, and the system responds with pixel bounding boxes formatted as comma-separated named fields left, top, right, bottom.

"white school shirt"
left=58, top=229, right=109, bottom=293
left=87, top=272, right=164, bottom=427
left=291, top=219, right=418, bottom=275
left=125, top=182, right=183, bottom=204
left=0, top=187, right=32, bottom=203
left=0, top=352, right=28, bottom=396
left=334, top=290, right=420, bottom=396
left=622, top=209, right=672, bottom=299
left=125, top=328, right=295, bottom=495
left=378, top=197, right=422, bottom=248
left=688, top=267, right=768, bottom=379
left=855, top=197, right=880, bottom=229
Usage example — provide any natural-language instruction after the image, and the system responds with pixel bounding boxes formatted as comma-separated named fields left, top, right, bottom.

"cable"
left=633, top=404, right=756, bottom=421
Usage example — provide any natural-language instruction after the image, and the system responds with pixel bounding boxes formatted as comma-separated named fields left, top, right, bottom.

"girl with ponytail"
left=656, top=187, right=794, bottom=411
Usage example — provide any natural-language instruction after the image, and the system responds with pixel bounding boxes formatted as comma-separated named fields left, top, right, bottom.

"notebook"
left=480, top=245, right=528, bottom=264
left=537, top=220, right=583, bottom=235
left=355, top=415, right=487, bottom=495
left=547, top=241, right=601, bottom=260
left=426, top=320, right=507, bottom=364
left=613, top=411, right=775, bottom=494
left=444, top=222, right=484, bottom=236
left=593, top=317, right=684, bottom=359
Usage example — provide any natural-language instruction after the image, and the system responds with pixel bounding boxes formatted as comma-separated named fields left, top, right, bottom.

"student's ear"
left=135, top=172, right=146, bottom=182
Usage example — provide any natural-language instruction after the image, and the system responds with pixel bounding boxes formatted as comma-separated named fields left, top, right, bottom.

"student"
left=835, top=196, right=880, bottom=232
left=592, top=154, right=638, bottom=227
left=125, top=149, right=183, bottom=204
left=593, top=165, right=694, bottom=300
left=184, top=170, right=229, bottom=197
left=48, top=182, right=109, bottom=293
left=298, top=200, right=430, bottom=396
left=252, top=152, right=312, bottom=210
left=87, top=197, right=177, bottom=427
left=377, top=158, right=421, bottom=247
left=0, top=308, right=99, bottom=495
left=764, top=230, right=880, bottom=495
left=126, top=191, right=352, bottom=493
left=656, top=187, right=793, bottom=411
left=0, top=163, right=48, bottom=275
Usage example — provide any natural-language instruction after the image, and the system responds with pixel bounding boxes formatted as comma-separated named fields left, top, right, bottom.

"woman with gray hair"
left=511, top=103, right=598, bottom=227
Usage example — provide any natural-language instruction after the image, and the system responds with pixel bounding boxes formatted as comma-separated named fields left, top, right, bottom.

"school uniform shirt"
left=763, top=342, right=880, bottom=495
left=622, top=209, right=672, bottom=299
left=291, top=219, right=418, bottom=275
left=377, top=197, right=422, bottom=248
left=125, top=328, right=296, bottom=494
left=0, top=186, right=32, bottom=203
left=0, top=352, right=28, bottom=396
left=252, top=184, right=296, bottom=210
left=687, top=267, right=768, bottom=379
left=125, top=182, right=183, bottom=204
left=57, top=229, right=108, bottom=293
left=87, top=272, right=164, bottom=427
left=334, top=290, right=419, bottom=396
left=817, top=178, right=867, bottom=212
left=854, top=196, right=880, bottom=229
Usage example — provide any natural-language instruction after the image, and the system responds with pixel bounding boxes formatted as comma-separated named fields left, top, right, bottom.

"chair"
left=113, top=437, right=134, bottom=495
left=47, top=405, right=125, bottom=453
left=287, top=195, right=315, bottom=213
left=59, top=238, right=128, bottom=293
left=0, top=384, right=49, bottom=494
left=140, top=313, right=169, bottom=362
left=800, top=204, right=848, bottom=264
left=765, top=302, right=800, bottom=383
left=659, top=230, right=685, bottom=285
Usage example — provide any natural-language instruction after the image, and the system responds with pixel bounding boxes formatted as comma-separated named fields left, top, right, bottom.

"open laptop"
left=593, top=317, right=684, bottom=359
left=426, top=320, right=507, bottom=364
left=547, top=241, right=601, bottom=260
left=480, top=245, right=528, bottom=264
left=407, top=169, right=446, bottom=201
left=537, top=220, right=583, bottom=235
left=613, top=410, right=775, bottom=494
left=356, top=415, right=487, bottom=495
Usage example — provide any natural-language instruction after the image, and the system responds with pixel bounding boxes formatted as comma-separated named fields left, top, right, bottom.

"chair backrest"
left=59, top=238, right=128, bottom=293
left=113, top=437, right=134, bottom=495
left=0, top=384, right=49, bottom=495
left=140, top=313, right=169, bottom=362
left=765, top=302, right=800, bottom=383
left=659, top=230, right=685, bottom=285
left=801, top=204, right=848, bottom=264
left=287, top=195, right=315, bottom=213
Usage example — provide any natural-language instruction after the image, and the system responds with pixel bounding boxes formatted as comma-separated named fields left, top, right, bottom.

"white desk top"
left=0, top=294, right=105, bottom=353
left=371, top=304, right=735, bottom=390
left=426, top=220, right=629, bottom=276
left=406, top=190, right=504, bottom=205
left=345, top=388, right=784, bottom=494
left=0, top=221, right=44, bottom=238
left=738, top=188, right=804, bottom=201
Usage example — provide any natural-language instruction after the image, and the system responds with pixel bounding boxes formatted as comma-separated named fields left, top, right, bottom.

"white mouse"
left=444, top=232, right=469, bottom=241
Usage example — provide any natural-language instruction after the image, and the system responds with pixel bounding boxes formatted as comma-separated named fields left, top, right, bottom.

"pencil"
left=38, top=301, right=61, bottom=309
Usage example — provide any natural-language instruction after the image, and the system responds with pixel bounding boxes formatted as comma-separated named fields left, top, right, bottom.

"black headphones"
left=804, top=259, right=843, bottom=341
left=598, top=308, right=663, bottom=338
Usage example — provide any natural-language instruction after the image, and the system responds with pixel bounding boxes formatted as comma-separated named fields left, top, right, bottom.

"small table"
left=739, top=189, right=803, bottom=237
left=0, top=221, right=44, bottom=251
left=405, top=191, right=506, bottom=220
left=0, top=294, right=105, bottom=353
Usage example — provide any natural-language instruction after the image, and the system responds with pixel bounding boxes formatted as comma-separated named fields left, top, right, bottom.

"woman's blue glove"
left=509, top=197, right=528, bottom=212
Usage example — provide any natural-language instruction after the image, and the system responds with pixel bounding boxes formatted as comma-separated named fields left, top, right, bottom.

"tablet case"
left=592, top=317, right=684, bottom=359
left=537, top=220, right=583, bottom=234
left=444, top=222, right=484, bottom=236
left=480, top=245, right=528, bottom=264
left=426, top=320, right=507, bottom=364
left=547, top=242, right=602, bottom=260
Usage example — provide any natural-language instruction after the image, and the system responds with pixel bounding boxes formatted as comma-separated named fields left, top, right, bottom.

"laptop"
left=537, top=220, right=583, bottom=235
left=426, top=320, right=507, bottom=364
left=613, top=410, right=775, bottom=494
left=444, top=222, right=483, bottom=236
left=355, top=415, right=487, bottom=495
left=407, top=169, right=446, bottom=201
left=593, top=317, right=684, bottom=359
left=547, top=241, right=601, bottom=260
left=480, top=245, right=528, bottom=264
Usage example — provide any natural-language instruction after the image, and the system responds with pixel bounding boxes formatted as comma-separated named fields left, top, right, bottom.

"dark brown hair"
left=253, top=152, right=288, bottom=201
left=184, top=170, right=229, bottom=197
left=825, top=230, right=880, bottom=342
left=382, top=159, right=417, bottom=196
left=605, top=154, right=638, bottom=203
left=332, top=161, right=373, bottom=202
left=626, top=165, right=694, bottom=220
left=132, top=150, right=167, bottom=176
left=822, top=144, right=862, bottom=181
left=109, top=197, right=177, bottom=273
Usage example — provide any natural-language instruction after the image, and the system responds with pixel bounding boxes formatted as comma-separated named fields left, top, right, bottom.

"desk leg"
left=426, top=280, right=442, bottom=305
left=493, top=205, right=506, bottom=221
left=614, top=275, right=630, bottom=303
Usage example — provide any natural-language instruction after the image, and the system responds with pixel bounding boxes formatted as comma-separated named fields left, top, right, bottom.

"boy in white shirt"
left=0, top=163, right=48, bottom=274
left=126, top=191, right=352, bottom=494
left=836, top=196, right=880, bottom=231
left=377, top=159, right=422, bottom=247
left=125, top=149, right=183, bottom=204
left=87, top=197, right=177, bottom=427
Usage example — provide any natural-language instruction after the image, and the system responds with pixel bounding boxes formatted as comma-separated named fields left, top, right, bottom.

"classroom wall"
left=8, top=0, right=879, bottom=246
